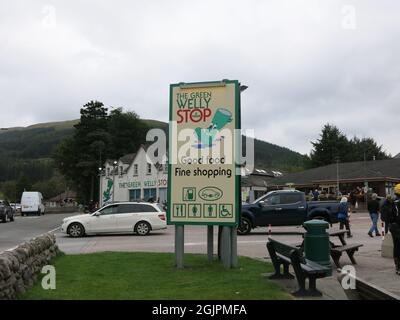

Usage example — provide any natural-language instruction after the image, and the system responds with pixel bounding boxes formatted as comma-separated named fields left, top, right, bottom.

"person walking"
left=367, top=193, right=381, bottom=237
left=349, top=189, right=357, bottom=213
left=313, top=189, right=319, bottom=201
left=338, top=196, right=352, bottom=238
left=388, top=184, right=400, bottom=275
left=381, top=194, right=394, bottom=235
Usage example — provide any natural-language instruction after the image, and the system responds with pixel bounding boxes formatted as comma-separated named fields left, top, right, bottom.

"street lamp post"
left=98, top=167, right=103, bottom=207
left=112, top=160, right=118, bottom=202
left=336, top=158, right=340, bottom=196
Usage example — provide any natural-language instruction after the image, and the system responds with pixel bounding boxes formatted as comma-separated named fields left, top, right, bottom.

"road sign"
left=168, top=80, right=240, bottom=226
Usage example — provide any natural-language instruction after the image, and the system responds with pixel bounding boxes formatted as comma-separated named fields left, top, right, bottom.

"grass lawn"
left=21, top=252, right=292, bottom=300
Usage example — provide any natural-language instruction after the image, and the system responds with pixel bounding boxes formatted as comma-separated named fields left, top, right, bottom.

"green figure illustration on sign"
left=103, top=179, right=113, bottom=203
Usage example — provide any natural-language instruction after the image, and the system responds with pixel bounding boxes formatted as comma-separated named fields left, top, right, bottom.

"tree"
left=54, top=101, right=110, bottom=203
left=309, top=124, right=391, bottom=168
left=16, top=175, right=32, bottom=200
left=107, top=108, right=149, bottom=158
left=350, top=137, right=390, bottom=161
left=1, top=180, right=17, bottom=202
left=53, top=101, right=149, bottom=203
left=309, top=124, right=352, bottom=167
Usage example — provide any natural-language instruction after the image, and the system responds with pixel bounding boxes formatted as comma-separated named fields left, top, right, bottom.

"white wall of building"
left=100, top=146, right=167, bottom=207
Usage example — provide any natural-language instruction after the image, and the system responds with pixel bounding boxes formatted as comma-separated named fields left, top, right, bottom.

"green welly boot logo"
left=194, top=108, right=232, bottom=148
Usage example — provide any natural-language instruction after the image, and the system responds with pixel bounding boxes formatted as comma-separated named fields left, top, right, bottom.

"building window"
left=133, top=164, right=138, bottom=176
left=147, top=163, right=152, bottom=175
left=144, top=188, right=157, bottom=201
left=129, top=189, right=141, bottom=201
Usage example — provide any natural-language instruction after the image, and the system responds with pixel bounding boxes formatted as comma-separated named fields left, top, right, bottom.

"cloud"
left=0, top=0, right=399, bottom=155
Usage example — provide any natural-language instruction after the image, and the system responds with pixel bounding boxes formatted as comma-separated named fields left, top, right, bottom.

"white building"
left=100, top=145, right=280, bottom=207
left=99, top=145, right=168, bottom=207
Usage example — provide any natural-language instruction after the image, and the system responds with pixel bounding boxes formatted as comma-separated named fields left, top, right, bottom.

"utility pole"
left=334, top=157, right=340, bottom=196
left=112, top=160, right=117, bottom=202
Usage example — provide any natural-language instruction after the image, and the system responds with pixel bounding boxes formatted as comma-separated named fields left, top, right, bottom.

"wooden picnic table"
left=294, top=229, right=363, bottom=268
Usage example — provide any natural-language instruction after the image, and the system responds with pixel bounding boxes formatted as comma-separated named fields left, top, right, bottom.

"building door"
left=143, top=188, right=157, bottom=201
left=159, top=188, right=167, bottom=205
left=129, top=189, right=141, bottom=201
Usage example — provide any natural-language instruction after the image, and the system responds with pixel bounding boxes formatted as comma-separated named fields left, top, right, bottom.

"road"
left=0, top=213, right=74, bottom=252
left=2, top=211, right=399, bottom=297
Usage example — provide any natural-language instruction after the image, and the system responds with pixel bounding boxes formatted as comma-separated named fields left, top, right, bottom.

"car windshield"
left=252, top=192, right=274, bottom=204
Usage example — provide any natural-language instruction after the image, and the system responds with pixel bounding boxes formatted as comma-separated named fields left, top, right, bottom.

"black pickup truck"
left=238, top=190, right=339, bottom=235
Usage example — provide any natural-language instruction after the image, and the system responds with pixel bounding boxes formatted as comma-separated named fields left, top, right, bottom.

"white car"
left=61, top=202, right=167, bottom=237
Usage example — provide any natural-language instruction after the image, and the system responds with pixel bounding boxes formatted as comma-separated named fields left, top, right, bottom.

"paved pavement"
left=2, top=211, right=399, bottom=299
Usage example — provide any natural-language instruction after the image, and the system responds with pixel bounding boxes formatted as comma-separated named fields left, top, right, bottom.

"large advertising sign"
left=168, top=80, right=240, bottom=226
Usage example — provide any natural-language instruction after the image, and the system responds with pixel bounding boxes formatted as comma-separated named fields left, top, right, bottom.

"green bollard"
left=303, top=220, right=332, bottom=276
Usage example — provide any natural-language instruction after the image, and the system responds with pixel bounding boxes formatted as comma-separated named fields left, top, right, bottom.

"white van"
left=21, top=192, right=45, bottom=216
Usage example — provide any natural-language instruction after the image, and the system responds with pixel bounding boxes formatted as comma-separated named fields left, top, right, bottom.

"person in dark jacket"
left=313, top=189, right=319, bottom=201
left=338, top=196, right=352, bottom=238
left=381, top=194, right=394, bottom=235
left=349, top=190, right=357, bottom=213
left=367, top=193, right=381, bottom=237
left=388, top=184, right=400, bottom=275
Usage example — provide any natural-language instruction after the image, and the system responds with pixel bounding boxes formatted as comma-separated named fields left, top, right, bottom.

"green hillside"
left=0, top=118, right=306, bottom=183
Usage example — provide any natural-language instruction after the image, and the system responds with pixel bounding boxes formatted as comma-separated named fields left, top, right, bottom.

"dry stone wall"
left=0, top=232, right=59, bottom=299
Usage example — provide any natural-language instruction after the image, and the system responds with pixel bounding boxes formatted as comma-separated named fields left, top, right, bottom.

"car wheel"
left=135, top=221, right=151, bottom=236
left=237, top=217, right=252, bottom=235
left=1, top=215, right=6, bottom=223
left=9, top=215, right=14, bottom=222
left=68, top=223, right=85, bottom=237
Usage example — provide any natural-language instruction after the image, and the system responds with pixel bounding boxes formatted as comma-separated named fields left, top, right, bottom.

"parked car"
left=0, top=200, right=15, bottom=223
left=61, top=202, right=167, bottom=237
left=10, top=203, right=21, bottom=213
left=238, top=190, right=340, bottom=235
left=21, top=191, right=45, bottom=216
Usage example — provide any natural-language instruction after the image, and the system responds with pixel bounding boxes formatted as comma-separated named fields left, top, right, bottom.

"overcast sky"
left=1, top=1, right=399, bottom=155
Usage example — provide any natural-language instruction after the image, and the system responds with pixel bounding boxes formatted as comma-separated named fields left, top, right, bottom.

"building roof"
left=241, top=174, right=270, bottom=188
left=46, top=190, right=77, bottom=201
left=265, top=158, right=400, bottom=187
left=120, top=153, right=136, bottom=164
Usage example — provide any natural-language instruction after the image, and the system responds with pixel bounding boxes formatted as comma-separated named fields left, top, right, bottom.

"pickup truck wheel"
left=237, top=217, right=252, bottom=235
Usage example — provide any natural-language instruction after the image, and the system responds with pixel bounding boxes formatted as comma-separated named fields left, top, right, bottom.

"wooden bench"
left=330, top=244, right=363, bottom=268
left=267, top=238, right=331, bottom=297
left=294, top=231, right=363, bottom=268
left=329, top=231, right=363, bottom=268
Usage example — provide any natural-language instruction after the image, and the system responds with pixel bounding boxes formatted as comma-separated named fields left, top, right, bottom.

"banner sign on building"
left=168, top=80, right=240, bottom=226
